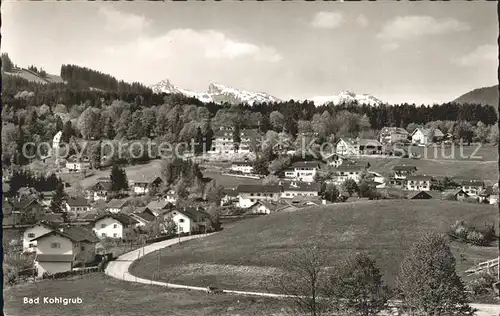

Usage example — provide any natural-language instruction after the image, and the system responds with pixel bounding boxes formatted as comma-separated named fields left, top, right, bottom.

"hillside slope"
left=453, top=85, right=499, bottom=107
left=131, top=200, right=497, bottom=291
left=4, top=68, right=64, bottom=84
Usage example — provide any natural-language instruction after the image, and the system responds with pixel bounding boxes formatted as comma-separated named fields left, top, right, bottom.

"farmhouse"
left=105, top=199, right=128, bottom=213
left=163, top=207, right=209, bottom=234
left=129, top=176, right=163, bottom=195
left=392, top=165, right=418, bottom=179
left=31, top=226, right=99, bottom=277
left=230, top=161, right=254, bottom=174
left=87, top=181, right=112, bottom=202
left=283, top=161, right=320, bottom=183
left=323, top=153, right=348, bottom=168
left=65, top=156, right=91, bottom=172
left=13, top=197, right=43, bottom=216
left=450, top=188, right=469, bottom=201
left=407, top=191, right=433, bottom=200
left=2, top=199, right=21, bottom=226
left=65, top=197, right=91, bottom=213
left=221, top=187, right=239, bottom=206
left=379, top=127, right=409, bottom=145
left=461, top=180, right=485, bottom=197
left=40, top=190, right=56, bottom=208
left=335, top=138, right=383, bottom=156
left=405, top=175, right=432, bottom=191
left=92, top=213, right=138, bottom=239
left=23, top=221, right=59, bottom=253
left=237, top=184, right=282, bottom=208
left=411, top=128, right=444, bottom=145
left=329, top=164, right=365, bottom=184
left=281, top=181, right=320, bottom=199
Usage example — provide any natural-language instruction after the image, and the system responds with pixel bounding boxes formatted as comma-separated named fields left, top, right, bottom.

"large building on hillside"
left=283, top=161, right=320, bottom=183
left=211, top=126, right=262, bottom=154
left=328, top=164, right=365, bottom=185
left=281, top=181, right=321, bottom=199
left=411, top=128, right=444, bottom=145
left=405, top=175, right=433, bottom=191
left=335, top=138, right=383, bottom=156
left=379, top=127, right=409, bottom=145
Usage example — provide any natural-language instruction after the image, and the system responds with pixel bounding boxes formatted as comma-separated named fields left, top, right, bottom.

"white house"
left=65, top=156, right=91, bottom=173
left=461, top=180, right=485, bottom=197
left=236, top=184, right=282, bottom=208
left=283, top=161, right=320, bottom=183
left=247, top=200, right=289, bottom=215
left=323, top=153, right=348, bottom=168
left=211, top=129, right=234, bottom=153
left=31, top=226, right=99, bottom=277
left=221, top=187, right=239, bottom=206
left=92, top=213, right=138, bottom=239
left=87, top=181, right=112, bottom=202
left=411, top=128, right=444, bottom=145
left=23, top=222, right=57, bottom=253
left=367, top=171, right=386, bottom=189
left=163, top=207, right=209, bottom=234
left=165, top=190, right=177, bottom=204
left=105, top=199, right=128, bottom=213
left=335, top=138, right=383, bottom=156
left=329, top=165, right=365, bottom=185
left=238, top=129, right=261, bottom=153
left=406, top=175, right=432, bottom=191
left=65, top=197, right=91, bottom=213
left=129, top=176, right=163, bottom=195
left=230, top=161, right=254, bottom=174
left=281, top=181, right=320, bottom=199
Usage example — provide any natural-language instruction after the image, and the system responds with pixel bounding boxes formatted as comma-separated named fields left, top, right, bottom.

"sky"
left=2, top=1, right=498, bottom=105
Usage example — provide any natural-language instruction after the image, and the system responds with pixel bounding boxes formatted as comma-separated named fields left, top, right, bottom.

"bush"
left=466, top=231, right=485, bottom=245
left=467, top=272, right=496, bottom=297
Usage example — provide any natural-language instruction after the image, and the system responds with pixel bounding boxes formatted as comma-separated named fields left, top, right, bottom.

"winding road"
left=105, top=234, right=500, bottom=316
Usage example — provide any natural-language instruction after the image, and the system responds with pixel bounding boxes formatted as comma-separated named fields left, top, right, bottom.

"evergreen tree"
left=1, top=53, right=14, bottom=72
left=194, top=126, right=204, bottom=155
left=204, top=121, right=214, bottom=152
left=61, top=120, right=73, bottom=144
left=110, top=165, right=128, bottom=192
left=50, top=181, right=66, bottom=213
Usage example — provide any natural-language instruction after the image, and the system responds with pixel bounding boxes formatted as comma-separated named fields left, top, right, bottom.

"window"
left=113, top=224, right=118, bottom=228
left=102, top=233, right=106, bottom=237
left=101, top=224, right=106, bottom=228
left=80, top=246, right=85, bottom=251
left=51, top=243, right=61, bottom=249
left=113, top=233, right=117, bottom=238
left=179, top=219, right=184, bottom=223
left=29, top=243, right=35, bottom=248
left=28, top=233, right=35, bottom=238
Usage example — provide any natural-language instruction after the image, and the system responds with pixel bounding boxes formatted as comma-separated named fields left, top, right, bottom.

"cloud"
left=381, top=42, right=400, bottom=51
left=453, top=45, right=497, bottom=66
left=98, top=6, right=151, bottom=33
left=356, top=14, right=369, bottom=28
left=104, top=29, right=282, bottom=62
left=311, top=11, right=345, bottom=29
left=377, top=16, right=470, bottom=40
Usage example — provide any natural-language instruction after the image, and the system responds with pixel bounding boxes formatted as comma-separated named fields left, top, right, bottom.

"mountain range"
left=150, top=79, right=385, bottom=106
left=452, top=85, right=499, bottom=107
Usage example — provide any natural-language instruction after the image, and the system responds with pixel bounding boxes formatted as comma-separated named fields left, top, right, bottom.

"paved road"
left=106, top=234, right=500, bottom=316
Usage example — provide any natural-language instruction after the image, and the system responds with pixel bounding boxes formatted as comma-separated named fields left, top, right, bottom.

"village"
left=2, top=123, right=498, bottom=280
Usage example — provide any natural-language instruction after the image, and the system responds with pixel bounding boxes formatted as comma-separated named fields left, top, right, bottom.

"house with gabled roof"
left=328, top=164, right=366, bottom=185
left=461, top=180, right=485, bottom=197
left=65, top=155, right=91, bottom=173
left=411, top=128, right=444, bottom=145
left=247, top=200, right=290, bottom=215
left=105, top=199, right=129, bottom=213
left=281, top=181, right=320, bottom=199
left=145, top=199, right=173, bottom=216
left=379, top=127, right=409, bottom=145
left=236, top=184, right=283, bottom=208
left=163, top=207, right=210, bottom=234
left=65, top=196, right=91, bottom=213
left=31, top=225, right=99, bottom=277
left=283, top=161, right=321, bottom=183
left=221, top=187, right=238, bottom=206
left=405, top=175, right=433, bottom=191
left=335, top=138, right=383, bottom=156
left=130, top=209, right=156, bottom=227
left=92, top=213, right=138, bottom=239
left=87, top=181, right=112, bottom=202
left=129, top=175, right=163, bottom=195
left=23, top=221, right=60, bottom=253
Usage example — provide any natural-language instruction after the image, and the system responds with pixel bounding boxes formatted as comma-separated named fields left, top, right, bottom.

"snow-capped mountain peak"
left=308, top=91, right=384, bottom=106
left=151, top=79, right=280, bottom=105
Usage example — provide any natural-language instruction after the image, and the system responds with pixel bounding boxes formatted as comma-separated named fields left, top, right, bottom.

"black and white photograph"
left=1, top=1, right=499, bottom=315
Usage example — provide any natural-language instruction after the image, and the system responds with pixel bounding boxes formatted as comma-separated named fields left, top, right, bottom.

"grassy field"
left=130, top=200, right=497, bottom=292
left=3, top=274, right=287, bottom=316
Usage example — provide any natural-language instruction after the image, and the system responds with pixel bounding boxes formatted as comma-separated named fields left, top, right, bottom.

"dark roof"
left=412, top=127, right=444, bottom=137
left=452, top=188, right=469, bottom=196
left=96, top=176, right=111, bottom=182
left=461, top=180, right=485, bottom=187
left=35, top=254, right=75, bottom=262
left=290, top=161, right=320, bottom=169
left=92, top=181, right=112, bottom=191
left=282, top=182, right=321, bottom=192
left=171, top=207, right=209, bottom=222
left=35, top=218, right=62, bottom=227
left=236, top=184, right=282, bottom=194
left=480, top=186, right=494, bottom=196
left=13, top=197, right=40, bottom=210
left=132, top=211, right=156, bottom=223
left=223, top=188, right=238, bottom=197
left=31, top=226, right=99, bottom=243
left=94, top=213, right=138, bottom=226
left=66, top=197, right=90, bottom=207
left=407, top=191, right=433, bottom=199
left=392, top=165, right=417, bottom=172
left=249, top=200, right=289, bottom=212
left=106, top=199, right=128, bottom=209
left=146, top=199, right=172, bottom=210
left=380, top=127, right=408, bottom=135
left=406, top=175, right=433, bottom=181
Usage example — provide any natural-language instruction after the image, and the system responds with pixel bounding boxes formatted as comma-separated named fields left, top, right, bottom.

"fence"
left=465, top=257, right=499, bottom=275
